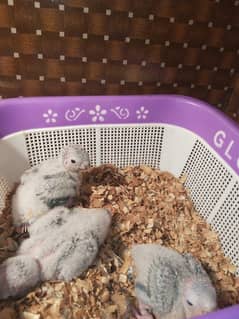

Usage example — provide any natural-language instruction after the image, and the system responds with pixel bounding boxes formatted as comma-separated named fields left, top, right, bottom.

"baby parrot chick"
left=0, top=206, right=111, bottom=299
left=131, top=244, right=217, bottom=319
left=11, top=144, right=90, bottom=230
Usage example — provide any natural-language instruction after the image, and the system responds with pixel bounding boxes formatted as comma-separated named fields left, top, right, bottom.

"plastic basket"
left=0, top=95, right=239, bottom=318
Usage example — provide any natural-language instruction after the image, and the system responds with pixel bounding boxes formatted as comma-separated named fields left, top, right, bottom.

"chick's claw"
left=132, top=309, right=155, bottom=319
left=16, top=223, right=29, bottom=234
left=132, top=303, right=155, bottom=319
left=23, top=223, right=29, bottom=233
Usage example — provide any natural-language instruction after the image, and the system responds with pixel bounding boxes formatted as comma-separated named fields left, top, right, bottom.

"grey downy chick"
left=0, top=255, right=41, bottom=300
left=131, top=244, right=217, bottom=319
left=0, top=207, right=111, bottom=299
left=11, top=144, right=90, bottom=229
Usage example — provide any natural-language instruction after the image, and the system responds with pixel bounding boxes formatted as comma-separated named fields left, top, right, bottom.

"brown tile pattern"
left=0, top=0, right=238, bottom=121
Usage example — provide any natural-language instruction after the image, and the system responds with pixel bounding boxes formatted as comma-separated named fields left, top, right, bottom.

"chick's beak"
left=80, top=161, right=90, bottom=169
left=193, top=309, right=210, bottom=317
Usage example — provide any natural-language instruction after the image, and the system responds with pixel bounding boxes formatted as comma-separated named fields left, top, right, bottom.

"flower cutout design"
left=136, top=106, right=149, bottom=120
left=43, top=109, right=58, bottom=123
left=89, top=104, right=107, bottom=122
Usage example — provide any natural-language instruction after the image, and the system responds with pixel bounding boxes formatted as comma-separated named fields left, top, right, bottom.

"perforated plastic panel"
left=181, top=140, right=233, bottom=219
left=0, top=177, right=10, bottom=210
left=100, top=126, right=164, bottom=168
left=25, top=128, right=97, bottom=166
left=210, top=182, right=239, bottom=273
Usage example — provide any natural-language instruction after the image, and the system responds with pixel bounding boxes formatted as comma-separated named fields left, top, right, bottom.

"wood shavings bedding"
left=0, top=165, right=238, bottom=319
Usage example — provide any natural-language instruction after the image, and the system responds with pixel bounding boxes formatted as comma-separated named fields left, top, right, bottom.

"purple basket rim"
left=1, top=94, right=239, bottom=175
left=0, top=93, right=238, bottom=132
left=193, top=304, right=239, bottom=319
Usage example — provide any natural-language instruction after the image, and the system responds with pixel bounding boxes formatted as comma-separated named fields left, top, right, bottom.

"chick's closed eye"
left=186, top=300, right=193, bottom=306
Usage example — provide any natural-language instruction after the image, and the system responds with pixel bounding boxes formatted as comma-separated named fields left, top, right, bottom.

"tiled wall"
left=0, top=0, right=238, bottom=122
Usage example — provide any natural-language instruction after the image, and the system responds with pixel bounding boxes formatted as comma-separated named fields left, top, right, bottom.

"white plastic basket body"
left=0, top=95, right=239, bottom=318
